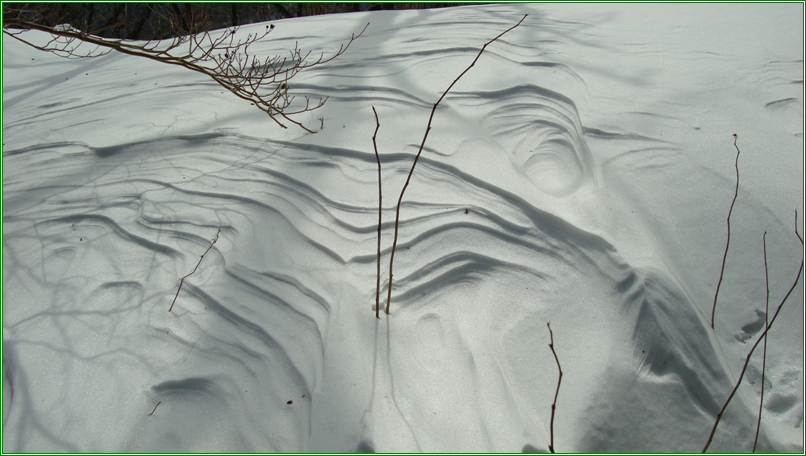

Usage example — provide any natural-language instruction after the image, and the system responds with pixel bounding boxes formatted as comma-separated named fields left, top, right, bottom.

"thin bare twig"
left=547, top=322, right=562, bottom=453
left=383, top=15, right=527, bottom=314
left=169, top=228, right=221, bottom=312
left=148, top=401, right=161, bottom=416
left=752, top=231, right=770, bottom=452
left=711, top=133, right=741, bottom=329
left=372, top=106, right=382, bottom=319
left=703, top=212, right=802, bottom=452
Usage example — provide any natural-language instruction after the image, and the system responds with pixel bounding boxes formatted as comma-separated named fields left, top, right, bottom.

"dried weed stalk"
left=547, top=322, right=563, bottom=453
left=169, top=228, right=221, bottom=312
left=711, top=133, right=741, bottom=328
left=702, top=212, right=803, bottom=452
left=751, top=231, right=771, bottom=452
left=377, top=14, right=527, bottom=315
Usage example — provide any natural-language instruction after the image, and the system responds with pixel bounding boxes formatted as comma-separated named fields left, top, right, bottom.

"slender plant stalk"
left=547, top=322, right=562, bottom=454
left=383, top=14, right=527, bottom=314
left=702, top=212, right=802, bottom=453
left=148, top=401, right=162, bottom=416
left=169, top=227, right=221, bottom=312
left=711, top=134, right=741, bottom=329
left=752, top=232, right=770, bottom=452
left=372, top=106, right=383, bottom=319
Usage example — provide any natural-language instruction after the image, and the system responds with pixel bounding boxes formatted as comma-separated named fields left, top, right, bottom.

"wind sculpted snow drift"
left=3, top=3, right=803, bottom=453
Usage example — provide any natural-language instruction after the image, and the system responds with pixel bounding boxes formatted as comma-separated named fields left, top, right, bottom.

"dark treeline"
left=2, top=3, right=483, bottom=40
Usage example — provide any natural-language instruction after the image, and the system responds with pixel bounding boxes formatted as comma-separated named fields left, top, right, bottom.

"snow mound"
left=3, top=3, right=802, bottom=452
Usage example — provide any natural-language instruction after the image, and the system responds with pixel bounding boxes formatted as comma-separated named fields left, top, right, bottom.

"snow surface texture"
left=2, top=3, right=803, bottom=453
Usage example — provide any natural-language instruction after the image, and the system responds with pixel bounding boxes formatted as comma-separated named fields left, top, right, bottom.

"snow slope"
left=3, top=3, right=803, bottom=452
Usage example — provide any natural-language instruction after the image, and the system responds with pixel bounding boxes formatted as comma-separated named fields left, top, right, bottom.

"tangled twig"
left=4, top=10, right=367, bottom=133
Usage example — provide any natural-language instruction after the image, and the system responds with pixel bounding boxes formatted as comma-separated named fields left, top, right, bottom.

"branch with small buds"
left=4, top=9, right=367, bottom=133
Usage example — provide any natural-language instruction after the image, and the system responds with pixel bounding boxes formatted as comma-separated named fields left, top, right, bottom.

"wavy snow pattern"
left=2, top=128, right=762, bottom=452
left=3, top=4, right=801, bottom=454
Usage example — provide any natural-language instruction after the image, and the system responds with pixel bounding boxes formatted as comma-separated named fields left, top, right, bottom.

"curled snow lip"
left=451, top=84, right=595, bottom=197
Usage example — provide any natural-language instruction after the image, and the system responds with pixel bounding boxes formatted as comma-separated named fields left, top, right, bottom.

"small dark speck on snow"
left=287, top=400, right=293, bottom=404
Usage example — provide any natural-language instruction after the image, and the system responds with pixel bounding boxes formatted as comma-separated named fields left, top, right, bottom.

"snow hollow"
left=2, top=3, right=803, bottom=453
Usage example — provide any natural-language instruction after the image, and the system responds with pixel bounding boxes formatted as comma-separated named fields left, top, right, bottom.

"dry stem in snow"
left=703, top=213, right=803, bottom=452
left=547, top=322, right=563, bottom=453
left=169, top=228, right=221, bottom=312
left=711, top=134, right=741, bottom=329
left=380, top=14, right=527, bottom=315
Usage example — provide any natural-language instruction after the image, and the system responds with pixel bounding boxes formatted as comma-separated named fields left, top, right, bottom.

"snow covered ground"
left=2, top=3, right=803, bottom=452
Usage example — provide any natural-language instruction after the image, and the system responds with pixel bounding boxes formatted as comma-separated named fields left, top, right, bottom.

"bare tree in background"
left=2, top=3, right=367, bottom=133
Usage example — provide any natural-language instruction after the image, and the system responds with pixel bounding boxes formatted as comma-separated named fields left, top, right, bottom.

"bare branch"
left=4, top=9, right=368, bottom=133
left=384, top=15, right=527, bottom=314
